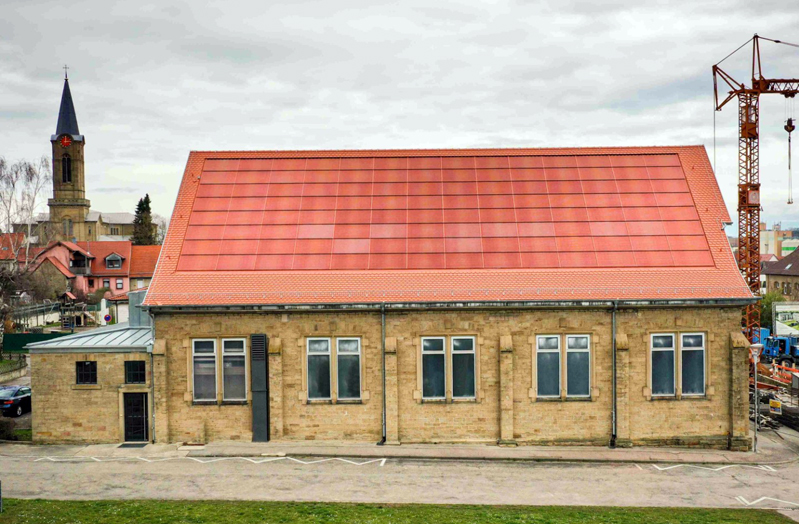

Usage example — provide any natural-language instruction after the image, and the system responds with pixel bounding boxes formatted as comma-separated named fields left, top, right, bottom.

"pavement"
left=190, top=430, right=795, bottom=465
left=0, top=426, right=796, bottom=517
left=1, top=361, right=797, bottom=516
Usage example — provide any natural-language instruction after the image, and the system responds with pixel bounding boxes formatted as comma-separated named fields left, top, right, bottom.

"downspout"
left=378, top=303, right=387, bottom=445
left=148, top=309, right=156, bottom=444
left=610, top=301, right=618, bottom=448
left=150, top=349, right=155, bottom=443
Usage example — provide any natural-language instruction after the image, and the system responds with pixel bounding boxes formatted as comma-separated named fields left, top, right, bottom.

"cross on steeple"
left=63, top=64, right=69, bottom=79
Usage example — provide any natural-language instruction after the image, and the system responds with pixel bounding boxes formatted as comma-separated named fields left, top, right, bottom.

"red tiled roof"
left=130, top=245, right=161, bottom=277
left=0, top=233, right=26, bottom=260
left=78, top=241, right=131, bottom=276
left=60, top=241, right=94, bottom=259
left=108, top=287, right=148, bottom=302
left=145, top=147, right=752, bottom=306
left=38, top=256, right=75, bottom=279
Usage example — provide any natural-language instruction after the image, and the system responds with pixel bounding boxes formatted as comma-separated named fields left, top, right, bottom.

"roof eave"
left=144, top=296, right=758, bottom=313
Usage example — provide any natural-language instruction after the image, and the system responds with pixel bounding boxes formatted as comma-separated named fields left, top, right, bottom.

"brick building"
left=34, top=147, right=756, bottom=449
left=30, top=290, right=153, bottom=443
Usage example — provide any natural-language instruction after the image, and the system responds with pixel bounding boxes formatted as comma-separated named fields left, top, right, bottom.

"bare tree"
left=0, top=155, right=52, bottom=357
left=0, top=155, right=52, bottom=269
left=153, top=213, right=169, bottom=245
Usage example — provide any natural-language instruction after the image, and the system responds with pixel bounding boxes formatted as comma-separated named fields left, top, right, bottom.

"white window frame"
left=536, top=335, right=561, bottom=398
left=565, top=334, right=591, bottom=398
left=680, top=332, right=706, bottom=397
left=650, top=333, right=676, bottom=397
left=451, top=336, right=476, bottom=399
left=221, top=338, right=247, bottom=402
left=191, top=338, right=217, bottom=402
left=137, top=279, right=145, bottom=289
left=421, top=336, right=446, bottom=400
left=336, top=337, right=362, bottom=401
left=306, top=337, right=332, bottom=400
left=116, top=278, right=123, bottom=289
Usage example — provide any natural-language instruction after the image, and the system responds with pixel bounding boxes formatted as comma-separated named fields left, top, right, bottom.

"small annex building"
left=29, top=290, right=153, bottom=443
left=38, top=147, right=756, bottom=449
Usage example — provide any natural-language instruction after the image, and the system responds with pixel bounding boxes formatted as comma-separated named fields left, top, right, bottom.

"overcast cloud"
left=2, top=0, right=799, bottom=230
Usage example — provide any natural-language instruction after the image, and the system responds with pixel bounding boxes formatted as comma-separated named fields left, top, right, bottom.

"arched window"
left=62, top=155, right=72, bottom=183
left=62, top=218, right=73, bottom=237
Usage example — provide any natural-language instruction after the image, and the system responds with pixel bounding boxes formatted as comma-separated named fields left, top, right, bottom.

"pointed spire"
left=55, top=76, right=80, bottom=136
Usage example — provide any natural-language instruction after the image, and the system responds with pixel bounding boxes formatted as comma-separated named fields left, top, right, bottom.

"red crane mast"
left=713, top=35, right=799, bottom=343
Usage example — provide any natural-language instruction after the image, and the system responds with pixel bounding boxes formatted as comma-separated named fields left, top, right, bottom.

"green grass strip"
left=0, top=500, right=792, bottom=524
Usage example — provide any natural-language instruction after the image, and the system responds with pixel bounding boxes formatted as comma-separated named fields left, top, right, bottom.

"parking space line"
left=30, top=456, right=387, bottom=466
left=651, top=464, right=776, bottom=472
left=737, top=496, right=799, bottom=507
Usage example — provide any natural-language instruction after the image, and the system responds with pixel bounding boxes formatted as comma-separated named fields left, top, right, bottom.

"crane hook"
left=788, top=117, right=795, bottom=205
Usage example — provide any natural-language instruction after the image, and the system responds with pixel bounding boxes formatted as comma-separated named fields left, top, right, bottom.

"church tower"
left=49, top=72, right=91, bottom=241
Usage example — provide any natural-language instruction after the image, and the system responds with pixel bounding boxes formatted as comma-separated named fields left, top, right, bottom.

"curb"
left=185, top=449, right=799, bottom=466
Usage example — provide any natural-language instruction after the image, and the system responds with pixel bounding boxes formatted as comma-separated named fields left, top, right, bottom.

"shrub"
left=0, top=418, right=16, bottom=440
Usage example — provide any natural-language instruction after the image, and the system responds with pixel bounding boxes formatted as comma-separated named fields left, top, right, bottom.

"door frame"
left=123, top=392, right=149, bottom=442
left=118, top=386, right=152, bottom=443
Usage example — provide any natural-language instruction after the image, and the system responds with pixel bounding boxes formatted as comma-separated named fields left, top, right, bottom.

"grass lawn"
left=0, top=500, right=792, bottom=524
left=11, top=429, right=30, bottom=441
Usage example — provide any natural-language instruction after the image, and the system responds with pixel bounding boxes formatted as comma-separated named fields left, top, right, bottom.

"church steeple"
left=49, top=72, right=90, bottom=242
left=55, top=77, right=80, bottom=137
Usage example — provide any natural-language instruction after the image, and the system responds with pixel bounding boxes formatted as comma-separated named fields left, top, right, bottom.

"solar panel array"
left=178, top=154, right=712, bottom=271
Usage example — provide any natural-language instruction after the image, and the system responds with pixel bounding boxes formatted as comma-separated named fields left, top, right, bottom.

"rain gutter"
left=143, top=297, right=756, bottom=314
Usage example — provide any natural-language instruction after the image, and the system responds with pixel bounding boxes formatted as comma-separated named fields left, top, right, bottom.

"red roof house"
left=145, top=146, right=752, bottom=307
left=130, top=245, right=161, bottom=278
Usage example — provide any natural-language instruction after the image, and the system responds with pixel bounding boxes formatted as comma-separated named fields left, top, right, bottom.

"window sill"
left=451, top=397, right=478, bottom=403
left=336, top=399, right=363, bottom=404
left=72, top=384, right=100, bottom=390
left=535, top=398, right=593, bottom=402
left=306, top=399, right=333, bottom=405
left=191, top=400, right=217, bottom=406
left=221, top=400, right=249, bottom=405
left=650, top=395, right=709, bottom=401
left=421, top=398, right=447, bottom=404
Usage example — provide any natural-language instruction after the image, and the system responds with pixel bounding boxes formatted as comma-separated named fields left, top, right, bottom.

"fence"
left=2, top=332, right=71, bottom=353
left=0, top=355, right=26, bottom=375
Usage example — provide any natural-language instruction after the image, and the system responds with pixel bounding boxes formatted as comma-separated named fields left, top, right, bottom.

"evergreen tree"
left=132, top=193, right=156, bottom=245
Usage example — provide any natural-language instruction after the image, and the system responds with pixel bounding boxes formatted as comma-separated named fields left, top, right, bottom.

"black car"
left=0, top=386, right=31, bottom=417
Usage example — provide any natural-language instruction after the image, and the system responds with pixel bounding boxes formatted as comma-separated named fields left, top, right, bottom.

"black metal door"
left=123, top=393, right=148, bottom=442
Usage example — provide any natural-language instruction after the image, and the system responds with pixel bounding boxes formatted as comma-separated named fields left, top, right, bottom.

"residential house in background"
left=763, top=248, right=799, bottom=299
left=129, top=245, right=160, bottom=290
left=28, top=240, right=160, bottom=299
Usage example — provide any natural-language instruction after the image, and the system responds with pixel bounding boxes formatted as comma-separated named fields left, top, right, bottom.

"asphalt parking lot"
left=0, top=447, right=796, bottom=513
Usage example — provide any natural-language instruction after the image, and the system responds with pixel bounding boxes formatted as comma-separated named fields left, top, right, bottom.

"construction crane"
left=713, top=34, right=799, bottom=343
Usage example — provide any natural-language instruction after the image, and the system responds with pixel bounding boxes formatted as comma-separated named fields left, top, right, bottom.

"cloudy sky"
left=2, top=0, right=799, bottom=229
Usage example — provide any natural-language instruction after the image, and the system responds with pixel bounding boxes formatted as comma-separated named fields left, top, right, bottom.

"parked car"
left=0, top=386, right=31, bottom=417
